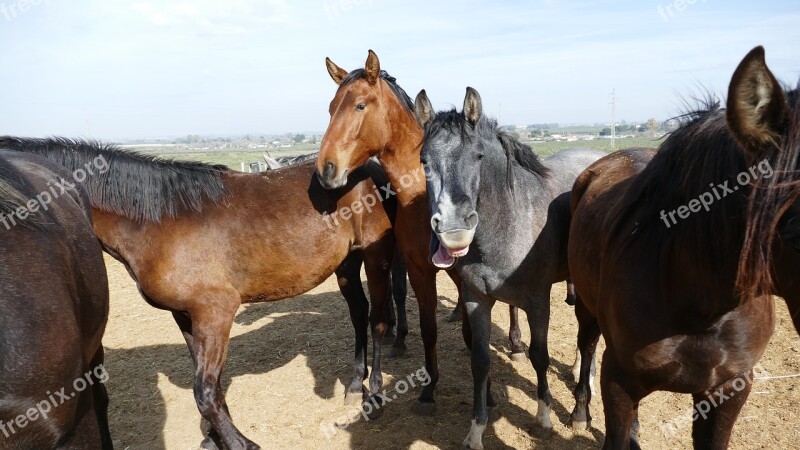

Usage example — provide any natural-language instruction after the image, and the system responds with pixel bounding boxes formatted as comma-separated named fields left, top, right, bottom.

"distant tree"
left=646, top=118, right=660, bottom=132
left=293, top=134, right=306, bottom=143
left=599, top=127, right=612, bottom=136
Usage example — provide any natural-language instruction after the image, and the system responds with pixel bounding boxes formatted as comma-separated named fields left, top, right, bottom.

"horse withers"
left=415, top=87, right=604, bottom=449
left=0, top=151, right=111, bottom=448
left=568, top=46, right=796, bottom=449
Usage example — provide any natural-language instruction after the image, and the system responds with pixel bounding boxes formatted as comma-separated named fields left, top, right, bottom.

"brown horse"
left=0, top=137, right=398, bottom=450
left=0, top=151, right=111, bottom=448
left=568, top=47, right=796, bottom=449
left=316, top=51, right=530, bottom=412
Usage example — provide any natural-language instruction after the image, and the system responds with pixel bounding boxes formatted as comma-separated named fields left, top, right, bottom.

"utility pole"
left=609, top=89, right=616, bottom=150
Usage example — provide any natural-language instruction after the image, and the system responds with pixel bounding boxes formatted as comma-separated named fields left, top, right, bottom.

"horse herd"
left=0, top=45, right=797, bottom=449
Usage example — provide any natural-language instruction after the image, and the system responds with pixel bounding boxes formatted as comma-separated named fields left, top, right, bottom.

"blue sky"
left=1, top=0, right=798, bottom=139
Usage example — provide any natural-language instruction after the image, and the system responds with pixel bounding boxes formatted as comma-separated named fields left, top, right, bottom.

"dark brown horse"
left=0, top=137, right=398, bottom=450
left=568, top=47, right=797, bottom=449
left=0, top=151, right=111, bottom=448
left=316, top=51, right=532, bottom=412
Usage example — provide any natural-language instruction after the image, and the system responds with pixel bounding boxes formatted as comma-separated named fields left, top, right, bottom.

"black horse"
left=0, top=151, right=111, bottom=448
left=415, top=87, right=604, bottom=449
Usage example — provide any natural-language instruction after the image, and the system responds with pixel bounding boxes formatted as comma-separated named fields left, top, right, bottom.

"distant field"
left=134, top=137, right=664, bottom=170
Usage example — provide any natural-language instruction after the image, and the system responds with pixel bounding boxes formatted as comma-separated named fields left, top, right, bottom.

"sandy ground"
left=102, top=254, right=800, bottom=449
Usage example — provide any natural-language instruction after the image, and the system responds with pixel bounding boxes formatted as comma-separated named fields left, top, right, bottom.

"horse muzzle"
left=316, top=162, right=349, bottom=190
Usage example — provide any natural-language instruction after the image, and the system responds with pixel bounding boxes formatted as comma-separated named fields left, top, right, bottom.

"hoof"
left=531, top=424, right=554, bottom=439
left=344, top=389, right=364, bottom=405
left=447, top=308, right=463, bottom=322
left=570, top=419, right=590, bottom=431
left=412, top=400, right=436, bottom=416
left=362, top=396, right=385, bottom=420
left=565, top=293, right=577, bottom=306
left=199, top=437, right=220, bottom=450
left=388, top=345, right=407, bottom=359
left=510, top=352, right=527, bottom=362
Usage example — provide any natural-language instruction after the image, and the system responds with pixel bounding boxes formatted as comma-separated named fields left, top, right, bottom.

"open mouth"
left=429, top=234, right=469, bottom=269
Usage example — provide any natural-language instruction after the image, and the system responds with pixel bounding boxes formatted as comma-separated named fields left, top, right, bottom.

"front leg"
left=463, top=290, right=495, bottom=450
left=407, top=260, right=440, bottom=415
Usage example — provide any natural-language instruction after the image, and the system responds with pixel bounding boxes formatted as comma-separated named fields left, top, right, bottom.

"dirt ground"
left=102, top=254, right=800, bottom=450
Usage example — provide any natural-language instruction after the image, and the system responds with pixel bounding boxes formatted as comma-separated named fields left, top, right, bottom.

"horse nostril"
left=323, top=162, right=337, bottom=179
left=465, top=211, right=479, bottom=229
left=430, top=213, right=443, bottom=233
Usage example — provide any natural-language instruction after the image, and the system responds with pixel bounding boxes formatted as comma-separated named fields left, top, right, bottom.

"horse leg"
left=388, top=251, right=408, bottom=358
left=565, top=278, right=577, bottom=305
left=508, top=306, right=526, bottom=361
left=462, top=292, right=495, bottom=450
left=407, top=261, right=440, bottom=415
left=526, top=290, right=554, bottom=432
left=569, top=298, right=601, bottom=430
left=446, top=269, right=464, bottom=322
left=600, top=349, right=642, bottom=450
left=362, top=241, right=394, bottom=418
left=89, top=347, right=113, bottom=450
left=335, top=252, right=370, bottom=404
left=384, top=288, right=396, bottom=344
left=187, top=298, right=258, bottom=450
left=691, top=370, right=753, bottom=450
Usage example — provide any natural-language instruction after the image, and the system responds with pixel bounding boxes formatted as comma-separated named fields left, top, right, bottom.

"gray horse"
left=416, top=87, right=604, bottom=449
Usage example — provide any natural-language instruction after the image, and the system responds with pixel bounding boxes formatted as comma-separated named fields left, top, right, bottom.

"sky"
left=0, top=0, right=798, bottom=140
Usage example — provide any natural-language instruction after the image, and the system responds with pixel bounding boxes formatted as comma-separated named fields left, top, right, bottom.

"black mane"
left=612, top=97, right=763, bottom=290
left=426, top=109, right=550, bottom=187
left=0, top=156, right=44, bottom=229
left=340, top=69, right=415, bottom=113
left=0, top=137, right=230, bottom=223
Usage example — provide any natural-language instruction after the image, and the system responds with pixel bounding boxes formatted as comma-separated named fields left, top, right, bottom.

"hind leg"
left=565, top=278, right=577, bottom=305
left=691, top=370, right=753, bottom=450
left=508, top=306, right=526, bottom=361
left=89, top=347, right=113, bottom=450
left=569, top=298, right=601, bottom=430
left=525, top=290, right=554, bottom=432
left=335, top=252, right=370, bottom=404
left=186, top=293, right=258, bottom=450
left=388, top=251, right=408, bottom=358
left=362, top=238, right=394, bottom=417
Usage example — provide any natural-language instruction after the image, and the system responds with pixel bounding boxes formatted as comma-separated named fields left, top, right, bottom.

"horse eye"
left=477, top=154, right=484, bottom=160
left=420, top=158, right=427, bottom=165
left=356, top=103, right=366, bottom=111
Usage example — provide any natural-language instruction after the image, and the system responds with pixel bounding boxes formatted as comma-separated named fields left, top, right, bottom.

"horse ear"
left=415, top=89, right=434, bottom=130
left=365, top=49, right=380, bottom=85
left=726, top=46, right=788, bottom=152
left=326, top=57, right=348, bottom=85
left=464, top=87, right=482, bottom=127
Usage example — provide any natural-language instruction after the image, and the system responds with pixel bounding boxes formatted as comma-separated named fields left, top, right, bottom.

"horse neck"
left=376, top=100, right=426, bottom=207
left=478, top=154, right=547, bottom=232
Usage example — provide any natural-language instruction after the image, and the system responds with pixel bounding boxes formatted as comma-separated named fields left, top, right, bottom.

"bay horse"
left=415, top=88, right=604, bottom=449
left=0, top=137, right=398, bottom=450
left=568, top=46, right=797, bottom=449
left=262, top=150, right=409, bottom=349
left=0, top=151, right=111, bottom=448
left=316, top=51, right=530, bottom=412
